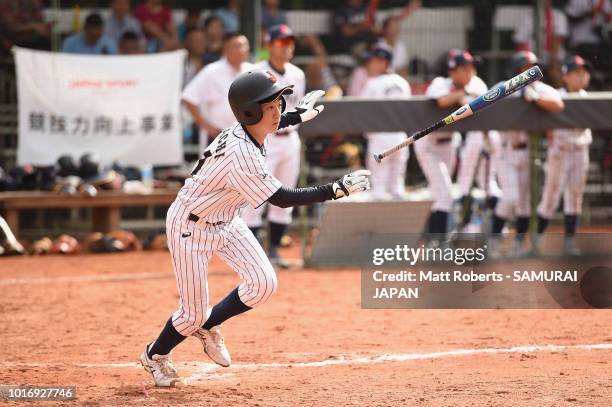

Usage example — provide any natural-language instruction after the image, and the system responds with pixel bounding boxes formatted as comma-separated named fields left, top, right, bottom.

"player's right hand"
left=521, top=85, right=540, bottom=103
left=331, top=169, right=371, bottom=199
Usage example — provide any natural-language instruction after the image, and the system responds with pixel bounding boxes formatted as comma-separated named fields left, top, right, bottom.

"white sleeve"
left=181, top=66, right=222, bottom=105
left=537, top=83, right=563, bottom=101
left=426, top=77, right=451, bottom=99
left=229, top=145, right=282, bottom=209
left=403, top=78, right=412, bottom=97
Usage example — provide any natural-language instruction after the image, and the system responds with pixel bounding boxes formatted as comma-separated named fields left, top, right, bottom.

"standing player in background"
left=415, top=50, right=484, bottom=243
left=451, top=52, right=501, bottom=230
left=140, top=69, right=371, bottom=387
left=362, top=42, right=411, bottom=200
left=182, top=33, right=253, bottom=147
left=534, top=55, right=592, bottom=255
left=489, top=51, right=564, bottom=257
left=241, top=25, right=305, bottom=268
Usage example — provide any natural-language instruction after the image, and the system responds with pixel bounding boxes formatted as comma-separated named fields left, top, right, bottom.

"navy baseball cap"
left=265, top=24, right=295, bottom=43
left=562, top=54, right=592, bottom=74
left=510, top=50, right=539, bottom=74
left=447, top=49, right=476, bottom=70
left=364, top=42, right=393, bottom=62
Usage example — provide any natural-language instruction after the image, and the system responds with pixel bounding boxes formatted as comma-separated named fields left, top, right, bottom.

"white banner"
left=15, top=47, right=185, bottom=166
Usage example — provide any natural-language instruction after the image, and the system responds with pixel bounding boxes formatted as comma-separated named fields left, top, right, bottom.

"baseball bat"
left=373, top=66, right=543, bottom=163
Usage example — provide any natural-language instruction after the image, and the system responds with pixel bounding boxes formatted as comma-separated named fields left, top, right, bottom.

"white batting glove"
left=331, top=169, right=371, bottom=199
left=292, top=90, right=325, bottom=123
left=521, top=85, right=540, bottom=103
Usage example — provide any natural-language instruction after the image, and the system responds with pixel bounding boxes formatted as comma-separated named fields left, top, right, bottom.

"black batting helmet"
left=228, top=69, right=294, bottom=125
left=509, top=50, right=539, bottom=75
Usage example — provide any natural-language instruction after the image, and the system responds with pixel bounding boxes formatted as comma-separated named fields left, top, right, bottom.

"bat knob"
left=373, top=153, right=382, bottom=163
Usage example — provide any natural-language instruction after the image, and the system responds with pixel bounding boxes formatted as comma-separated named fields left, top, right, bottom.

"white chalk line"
left=4, top=343, right=611, bottom=383
left=0, top=271, right=172, bottom=285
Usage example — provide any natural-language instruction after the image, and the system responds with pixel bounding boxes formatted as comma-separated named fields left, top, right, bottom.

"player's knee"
left=242, top=265, right=278, bottom=307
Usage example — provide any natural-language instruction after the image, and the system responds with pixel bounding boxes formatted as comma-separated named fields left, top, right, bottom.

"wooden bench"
left=0, top=189, right=178, bottom=237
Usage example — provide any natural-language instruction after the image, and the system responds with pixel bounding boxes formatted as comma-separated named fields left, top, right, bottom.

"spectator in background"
left=105, top=0, right=143, bottom=48
left=565, top=0, right=612, bottom=75
left=381, top=15, right=409, bottom=78
left=182, top=33, right=252, bottom=143
left=216, top=0, right=240, bottom=34
left=203, top=15, right=225, bottom=65
left=262, top=0, right=287, bottom=30
left=178, top=6, right=201, bottom=44
left=134, top=0, right=178, bottom=52
left=119, top=30, right=144, bottom=54
left=331, top=0, right=377, bottom=55
left=0, top=0, right=51, bottom=52
left=302, top=34, right=343, bottom=98
left=513, top=0, right=568, bottom=86
left=62, top=13, right=117, bottom=54
left=183, top=28, right=206, bottom=84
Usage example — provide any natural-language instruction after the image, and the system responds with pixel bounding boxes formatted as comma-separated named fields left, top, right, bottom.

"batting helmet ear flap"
left=280, top=95, right=287, bottom=113
left=238, top=102, right=263, bottom=125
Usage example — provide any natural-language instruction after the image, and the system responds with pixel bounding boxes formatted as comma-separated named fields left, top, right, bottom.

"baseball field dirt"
left=1, top=249, right=610, bottom=406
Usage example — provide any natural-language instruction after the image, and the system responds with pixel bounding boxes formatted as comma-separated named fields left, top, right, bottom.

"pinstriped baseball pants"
left=166, top=201, right=278, bottom=336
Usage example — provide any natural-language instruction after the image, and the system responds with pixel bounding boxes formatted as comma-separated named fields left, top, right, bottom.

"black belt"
left=188, top=213, right=224, bottom=226
left=436, top=137, right=452, bottom=144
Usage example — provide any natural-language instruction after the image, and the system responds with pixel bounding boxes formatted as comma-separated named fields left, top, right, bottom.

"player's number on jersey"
left=190, top=129, right=230, bottom=176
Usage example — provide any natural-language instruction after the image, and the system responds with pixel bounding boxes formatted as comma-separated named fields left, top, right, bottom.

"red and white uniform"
left=495, top=81, right=562, bottom=220
left=241, top=60, right=305, bottom=228
left=167, top=123, right=282, bottom=336
left=362, top=72, right=412, bottom=199
left=537, top=88, right=591, bottom=218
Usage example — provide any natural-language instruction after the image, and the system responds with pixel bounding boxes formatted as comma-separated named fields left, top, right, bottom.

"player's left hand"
left=331, top=169, right=371, bottom=199
left=292, top=90, right=325, bottom=123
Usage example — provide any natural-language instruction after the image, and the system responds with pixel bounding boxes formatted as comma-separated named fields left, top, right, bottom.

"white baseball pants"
left=167, top=201, right=277, bottom=336
left=537, top=147, right=589, bottom=218
left=494, top=150, right=531, bottom=219
left=414, top=136, right=456, bottom=212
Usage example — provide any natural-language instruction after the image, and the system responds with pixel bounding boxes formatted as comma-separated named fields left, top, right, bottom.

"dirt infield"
left=1, top=250, right=611, bottom=406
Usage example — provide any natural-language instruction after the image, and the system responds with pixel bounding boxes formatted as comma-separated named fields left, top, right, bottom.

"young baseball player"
left=415, top=49, right=485, bottom=242
left=141, top=69, right=371, bottom=387
left=241, top=25, right=305, bottom=268
left=362, top=42, right=412, bottom=200
left=489, top=51, right=565, bottom=257
left=534, top=55, right=592, bottom=255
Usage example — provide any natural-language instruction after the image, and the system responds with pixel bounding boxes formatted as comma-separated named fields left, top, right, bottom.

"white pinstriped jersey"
left=551, top=88, right=592, bottom=148
left=176, top=122, right=282, bottom=223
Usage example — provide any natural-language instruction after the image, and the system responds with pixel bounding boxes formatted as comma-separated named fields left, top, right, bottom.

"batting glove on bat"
left=331, top=169, right=371, bottom=199
left=291, top=90, right=325, bottom=123
left=521, top=85, right=540, bottom=103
